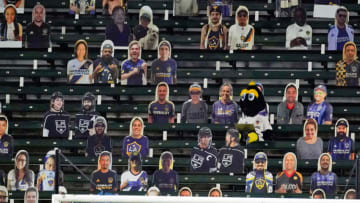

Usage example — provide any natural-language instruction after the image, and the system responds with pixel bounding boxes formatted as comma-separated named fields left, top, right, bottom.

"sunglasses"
left=338, top=14, right=347, bottom=18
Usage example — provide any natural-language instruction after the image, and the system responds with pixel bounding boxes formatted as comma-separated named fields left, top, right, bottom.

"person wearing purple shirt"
left=152, top=151, right=179, bottom=195
left=212, top=83, right=239, bottom=124
left=328, top=118, right=355, bottom=160
left=122, top=117, right=149, bottom=159
left=151, top=40, right=177, bottom=85
left=148, top=82, right=175, bottom=124
left=310, top=153, right=338, bottom=196
left=105, top=6, right=131, bottom=46
left=306, top=85, right=333, bottom=125
left=328, top=7, right=354, bottom=51
left=121, top=40, right=148, bottom=85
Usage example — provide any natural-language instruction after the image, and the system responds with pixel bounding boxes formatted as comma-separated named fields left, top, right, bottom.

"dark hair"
left=0, top=117, right=7, bottom=123
left=1, top=5, right=20, bottom=41
left=294, top=7, right=306, bottom=17
left=336, top=8, right=347, bottom=14
left=15, top=151, right=33, bottom=189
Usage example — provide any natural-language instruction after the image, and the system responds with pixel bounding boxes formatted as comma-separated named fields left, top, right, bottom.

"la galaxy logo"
left=55, top=120, right=67, bottom=134
left=191, top=154, right=204, bottom=169
left=254, top=178, right=265, bottom=190
left=108, top=177, right=113, bottom=183
left=167, top=67, right=171, bottom=72
left=79, top=119, right=90, bottom=134
left=127, top=141, right=142, bottom=156
left=222, top=154, right=233, bottom=168
left=3, top=142, right=8, bottom=147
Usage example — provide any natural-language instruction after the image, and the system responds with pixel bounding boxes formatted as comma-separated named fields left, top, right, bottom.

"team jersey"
left=211, top=100, right=239, bottom=124
left=148, top=101, right=175, bottom=124
left=328, top=137, right=354, bottom=160
left=67, top=58, right=93, bottom=84
left=122, top=135, right=149, bottom=159
left=26, top=22, right=51, bottom=48
left=152, top=170, right=179, bottom=195
left=86, top=134, right=112, bottom=158
left=306, top=101, right=333, bottom=125
left=90, top=169, right=118, bottom=194
left=238, top=114, right=272, bottom=141
left=120, top=170, right=148, bottom=191
left=228, top=24, right=255, bottom=50
left=43, top=111, right=70, bottom=138
left=204, top=24, right=226, bottom=50
left=190, top=146, right=217, bottom=173
left=121, top=59, right=146, bottom=85
left=310, top=171, right=337, bottom=195
left=0, top=134, right=13, bottom=158
left=218, top=145, right=245, bottom=174
left=75, top=112, right=99, bottom=139
left=93, top=58, right=120, bottom=84
left=181, top=100, right=208, bottom=123
left=246, top=170, right=273, bottom=193
left=151, top=58, right=177, bottom=85
left=7, top=169, right=35, bottom=191
left=275, top=171, right=303, bottom=193
left=286, top=23, right=312, bottom=49
left=38, top=170, right=55, bottom=191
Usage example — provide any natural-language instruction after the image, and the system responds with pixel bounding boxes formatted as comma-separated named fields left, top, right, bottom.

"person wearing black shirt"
left=26, top=4, right=51, bottom=48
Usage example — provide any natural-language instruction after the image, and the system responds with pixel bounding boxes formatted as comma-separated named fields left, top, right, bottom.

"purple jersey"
left=211, top=100, right=239, bottom=124
left=328, top=137, right=354, bottom=160
left=122, top=136, right=149, bottom=159
left=151, top=58, right=177, bottom=85
left=310, top=171, right=337, bottom=195
left=306, top=101, right=333, bottom=125
left=148, top=101, right=175, bottom=124
left=121, top=59, right=145, bottom=85
left=152, top=170, right=179, bottom=195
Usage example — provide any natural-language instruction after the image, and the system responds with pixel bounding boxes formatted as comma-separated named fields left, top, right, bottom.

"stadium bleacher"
left=0, top=0, right=359, bottom=201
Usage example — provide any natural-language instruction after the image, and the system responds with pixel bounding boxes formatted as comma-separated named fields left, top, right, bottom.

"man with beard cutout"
left=245, top=152, right=273, bottom=194
left=328, top=118, right=355, bottom=160
left=120, top=152, right=148, bottom=191
left=93, top=40, right=120, bottom=84
left=310, top=153, right=338, bottom=196
left=75, top=92, right=99, bottom=139
left=86, top=116, right=112, bottom=157
left=200, top=5, right=228, bottom=50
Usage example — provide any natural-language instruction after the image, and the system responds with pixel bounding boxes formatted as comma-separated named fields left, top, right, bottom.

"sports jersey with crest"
left=336, top=60, right=360, bottom=86
left=310, top=171, right=337, bottom=195
left=120, top=171, right=148, bottom=191
left=0, top=134, right=13, bottom=158
left=152, top=170, right=179, bottom=195
left=86, top=135, right=112, bottom=157
left=246, top=170, right=273, bottom=193
left=121, top=59, right=145, bottom=85
left=43, top=111, right=70, bottom=138
left=90, top=169, right=118, bottom=194
left=38, top=170, right=55, bottom=191
left=275, top=171, right=303, bottom=193
left=228, top=24, right=255, bottom=50
left=306, top=101, right=333, bottom=125
left=75, top=112, right=98, bottom=139
left=190, top=146, right=217, bottom=173
left=122, top=136, right=149, bottom=159
left=151, top=58, right=177, bottom=85
left=328, top=137, right=354, bottom=160
left=67, top=59, right=93, bottom=84
left=218, top=145, right=245, bottom=173
left=148, top=101, right=175, bottom=123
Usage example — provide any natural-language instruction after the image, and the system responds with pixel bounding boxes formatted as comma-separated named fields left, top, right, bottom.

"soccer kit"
left=148, top=101, right=175, bottom=123
left=122, top=136, right=149, bottom=159
left=120, top=170, right=148, bottom=191
left=306, top=101, right=333, bottom=125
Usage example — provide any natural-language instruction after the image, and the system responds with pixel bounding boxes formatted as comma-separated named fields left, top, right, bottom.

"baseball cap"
left=198, top=127, right=212, bottom=137
left=254, top=152, right=267, bottom=162
left=336, top=119, right=348, bottom=127
left=103, top=43, right=113, bottom=50
left=189, top=83, right=202, bottom=93
left=141, top=13, right=151, bottom=21
left=210, top=5, right=221, bottom=14
left=314, top=85, right=327, bottom=93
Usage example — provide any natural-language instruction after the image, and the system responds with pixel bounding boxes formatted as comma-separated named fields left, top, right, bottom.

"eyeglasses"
left=338, top=14, right=347, bottom=18
left=314, top=91, right=325, bottom=95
